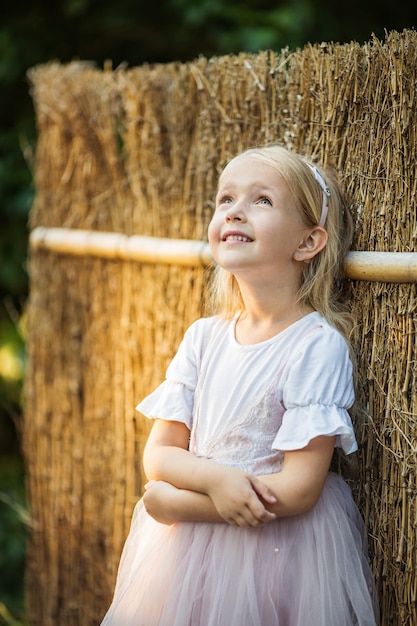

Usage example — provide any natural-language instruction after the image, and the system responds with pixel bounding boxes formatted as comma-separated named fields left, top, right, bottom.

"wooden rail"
left=30, top=227, right=417, bottom=282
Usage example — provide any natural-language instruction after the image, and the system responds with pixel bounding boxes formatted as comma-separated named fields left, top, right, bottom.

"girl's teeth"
left=226, top=235, right=250, bottom=242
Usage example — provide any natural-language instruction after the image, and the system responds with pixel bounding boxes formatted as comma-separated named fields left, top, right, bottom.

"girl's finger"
left=250, top=476, right=277, bottom=503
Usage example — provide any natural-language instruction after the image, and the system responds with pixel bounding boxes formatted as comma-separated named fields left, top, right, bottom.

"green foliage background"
left=1, top=0, right=416, bottom=621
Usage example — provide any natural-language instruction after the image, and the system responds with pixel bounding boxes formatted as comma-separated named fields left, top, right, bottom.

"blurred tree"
left=0, top=0, right=416, bottom=620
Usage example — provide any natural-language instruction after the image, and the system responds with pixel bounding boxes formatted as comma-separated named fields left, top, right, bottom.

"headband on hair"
left=308, top=165, right=331, bottom=228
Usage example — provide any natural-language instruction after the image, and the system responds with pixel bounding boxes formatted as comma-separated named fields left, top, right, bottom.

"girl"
left=101, top=145, right=378, bottom=625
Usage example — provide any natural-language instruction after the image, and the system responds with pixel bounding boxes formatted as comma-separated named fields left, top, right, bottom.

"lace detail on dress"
left=190, top=384, right=285, bottom=475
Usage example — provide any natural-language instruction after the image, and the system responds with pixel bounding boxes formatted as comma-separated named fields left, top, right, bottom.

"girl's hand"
left=206, top=467, right=277, bottom=528
left=143, top=480, right=179, bottom=525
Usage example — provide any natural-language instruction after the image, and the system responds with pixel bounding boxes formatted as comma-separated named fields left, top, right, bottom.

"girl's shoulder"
left=186, top=314, right=231, bottom=335
left=282, top=313, right=354, bottom=410
left=184, top=315, right=232, bottom=351
left=290, top=312, right=352, bottom=366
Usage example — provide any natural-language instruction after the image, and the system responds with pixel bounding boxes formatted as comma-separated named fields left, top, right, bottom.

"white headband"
left=308, top=165, right=331, bottom=228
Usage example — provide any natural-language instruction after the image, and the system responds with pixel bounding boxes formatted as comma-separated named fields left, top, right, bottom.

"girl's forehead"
left=223, top=153, right=264, bottom=171
left=219, top=154, right=283, bottom=186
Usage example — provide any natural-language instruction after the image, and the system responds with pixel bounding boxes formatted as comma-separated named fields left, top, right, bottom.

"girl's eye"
left=218, top=196, right=233, bottom=206
left=258, top=196, right=272, bottom=206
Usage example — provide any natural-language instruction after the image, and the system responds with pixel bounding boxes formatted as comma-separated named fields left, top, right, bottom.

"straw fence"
left=25, top=29, right=417, bottom=625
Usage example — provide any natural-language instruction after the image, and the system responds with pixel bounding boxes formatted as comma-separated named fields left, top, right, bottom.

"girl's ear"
left=294, top=227, right=328, bottom=263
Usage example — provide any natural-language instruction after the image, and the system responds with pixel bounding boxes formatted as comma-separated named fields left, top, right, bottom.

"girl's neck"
left=234, top=284, right=314, bottom=345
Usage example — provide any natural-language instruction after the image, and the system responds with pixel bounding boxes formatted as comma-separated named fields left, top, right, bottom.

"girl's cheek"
left=207, top=217, right=218, bottom=243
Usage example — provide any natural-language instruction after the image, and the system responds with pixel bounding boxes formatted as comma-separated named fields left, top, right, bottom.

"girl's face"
left=208, top=155, right=311, bottom=281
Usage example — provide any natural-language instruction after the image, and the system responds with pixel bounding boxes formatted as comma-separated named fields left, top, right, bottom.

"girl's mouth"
left=222, top=232, right=253, bottom=242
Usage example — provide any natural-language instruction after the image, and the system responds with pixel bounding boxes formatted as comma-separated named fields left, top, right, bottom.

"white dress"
left=101, top=312, right=378, bottom=625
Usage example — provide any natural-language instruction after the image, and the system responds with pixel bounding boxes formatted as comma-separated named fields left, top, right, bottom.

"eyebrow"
left=217, top=182, right=276, bottom=193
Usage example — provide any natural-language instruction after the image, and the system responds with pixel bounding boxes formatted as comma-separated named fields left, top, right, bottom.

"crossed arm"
left=142, top=418, right=335, bottom=528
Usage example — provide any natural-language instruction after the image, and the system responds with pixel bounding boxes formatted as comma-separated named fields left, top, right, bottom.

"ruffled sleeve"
left=135, top=319, right=206, bottom=429
left=273, top=325, right=357, bottom=455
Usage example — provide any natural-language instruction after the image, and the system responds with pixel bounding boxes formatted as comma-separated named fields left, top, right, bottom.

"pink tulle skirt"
left=101, top=473, right=378, bottom=626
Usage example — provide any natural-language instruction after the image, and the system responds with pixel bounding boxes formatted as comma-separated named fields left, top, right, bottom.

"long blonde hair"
left=206, top=145, right=354, bottom=343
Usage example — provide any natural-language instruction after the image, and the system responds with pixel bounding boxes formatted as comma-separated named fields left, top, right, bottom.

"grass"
left=0, top=455, right=28, bottom=626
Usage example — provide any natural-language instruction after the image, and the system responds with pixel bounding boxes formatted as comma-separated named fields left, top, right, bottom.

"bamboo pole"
left=344, top=251, right=417, bottom=283
left=30, top=226, right=417, bottom=282
left=30, top=227, right=213, bottom=267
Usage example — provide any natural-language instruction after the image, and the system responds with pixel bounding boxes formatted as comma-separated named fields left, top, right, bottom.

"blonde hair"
left=206, top=145, right=355, bottom=342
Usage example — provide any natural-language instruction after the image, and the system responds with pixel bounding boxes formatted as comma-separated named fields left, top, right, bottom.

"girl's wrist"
left=199, top=460, right=228, bottom=497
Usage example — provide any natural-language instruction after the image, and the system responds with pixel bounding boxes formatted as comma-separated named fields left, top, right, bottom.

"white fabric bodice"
left=137, top=312, right=357, bottom=476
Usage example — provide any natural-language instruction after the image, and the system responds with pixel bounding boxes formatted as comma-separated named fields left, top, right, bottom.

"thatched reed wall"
left=25, top=29, right=417, bottom=625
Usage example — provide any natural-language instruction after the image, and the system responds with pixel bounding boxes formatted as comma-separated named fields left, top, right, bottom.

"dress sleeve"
left=272, top=325, right=358, bottom=455
left=135, top=320, right=205, bottom=429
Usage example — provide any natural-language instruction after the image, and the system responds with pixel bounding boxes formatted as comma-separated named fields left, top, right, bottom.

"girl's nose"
left=225, top=203, right=246, bottom=222
left=226, top=212, right=241, bottom=222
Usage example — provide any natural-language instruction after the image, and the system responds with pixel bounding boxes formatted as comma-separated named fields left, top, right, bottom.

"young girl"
left=101, top=145, right=378, bottom=625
